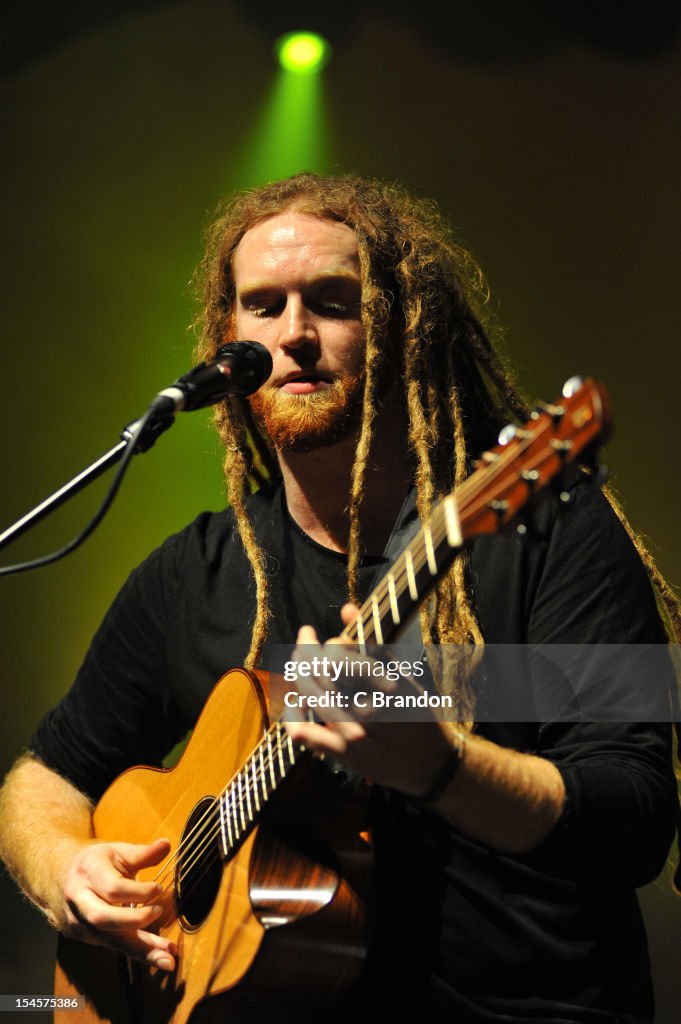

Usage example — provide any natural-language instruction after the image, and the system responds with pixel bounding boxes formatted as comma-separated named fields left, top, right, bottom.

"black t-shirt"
left=31, top=480, right=678, bottom=1023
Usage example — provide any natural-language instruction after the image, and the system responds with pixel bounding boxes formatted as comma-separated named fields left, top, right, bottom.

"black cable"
left=0, top=408, right=156, bottom=578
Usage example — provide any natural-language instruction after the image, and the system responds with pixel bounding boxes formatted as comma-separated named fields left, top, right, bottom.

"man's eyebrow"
left=237, top=271, right=362, bottom=299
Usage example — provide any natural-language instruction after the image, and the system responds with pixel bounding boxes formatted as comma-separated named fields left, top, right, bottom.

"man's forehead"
left=233, top=212, right=360, bottom=276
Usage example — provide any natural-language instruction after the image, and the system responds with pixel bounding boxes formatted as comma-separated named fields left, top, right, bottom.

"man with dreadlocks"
left=0, top=173, right=678, bottom=1023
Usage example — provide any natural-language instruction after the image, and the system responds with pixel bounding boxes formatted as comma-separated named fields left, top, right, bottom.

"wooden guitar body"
left=54, top=668, right=371, bottom=1024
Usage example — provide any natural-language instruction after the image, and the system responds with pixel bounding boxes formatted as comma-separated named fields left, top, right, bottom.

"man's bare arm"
left=285, top=712, right=565, bottom=854
left=0, top=755, right=177, bottom=970
left=0, top=755, right=93, bottom=926
left=422, top=729, right=566, bottom=853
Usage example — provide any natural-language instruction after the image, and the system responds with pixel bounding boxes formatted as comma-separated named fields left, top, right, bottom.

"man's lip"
left=276, top=372, right=332, bottom=387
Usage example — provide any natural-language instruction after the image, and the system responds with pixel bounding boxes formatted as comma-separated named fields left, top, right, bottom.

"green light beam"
left=227, top=67, right=333, bottom=191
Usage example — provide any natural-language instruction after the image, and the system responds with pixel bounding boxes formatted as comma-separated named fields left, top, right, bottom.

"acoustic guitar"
left=53, top=377, right=611, bottom=1023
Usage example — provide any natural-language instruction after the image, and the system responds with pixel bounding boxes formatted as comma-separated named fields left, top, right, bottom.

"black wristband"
left=412, top=730, right=466, bottom=807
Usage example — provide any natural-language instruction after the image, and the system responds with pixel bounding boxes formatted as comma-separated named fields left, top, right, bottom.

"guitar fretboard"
left=342, top=492, right=463, bottom=648
left=217, top=722, right=304, bottom=858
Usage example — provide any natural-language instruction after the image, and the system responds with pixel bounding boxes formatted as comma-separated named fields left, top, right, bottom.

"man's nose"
left=281, top=297, right=318, bottom=350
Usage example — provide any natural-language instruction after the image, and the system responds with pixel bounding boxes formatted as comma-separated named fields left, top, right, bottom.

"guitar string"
left=163, top=484, right=584, bottom=916
left=150, top=552, right=436, bottom=901
left=147, top=430, right=551, bottom=902
left=161, top=513, right=588, bottom=913
left=151, top=751, right=295, bottom=921
left=148, top=508, right=458, bottom=902
left=150, top=723, right=300, bottom=897
left=149, top=487, right=491, bottom=905
left=146, top=417, right=575, bottom=905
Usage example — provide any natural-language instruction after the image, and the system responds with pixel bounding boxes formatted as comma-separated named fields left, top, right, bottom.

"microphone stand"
left=0, top=341, right=272, bottom=565
left=0, top=413, right=174, bottom=554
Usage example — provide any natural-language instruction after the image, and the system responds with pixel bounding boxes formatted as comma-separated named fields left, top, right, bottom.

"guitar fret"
left=443, top=495, right=462, bottom=547
left=237, top=773, right=246, bottom=833
left=387, top=573, right=400, bottom=624
left=227, top=787, right=236, bottom=846
left=371, top=595, right=384, bottom=644
left=276, top=725, right=286, bottom=777
left=404, top=550, right=419, bottom=600
left=231, top=782, right=239, bottom=841
left=267, top=731, right=276, bottom=790
left=423, top=525, right=438, bottom=574
left=251, top=755, right=260, bottom=812
left=356, top=614, right=366, bottom=650
left=259, top=744, right=267, bottom=803
left=219, top=791, right=231, bottom=856
left=244, top=765, right=253, bottom=823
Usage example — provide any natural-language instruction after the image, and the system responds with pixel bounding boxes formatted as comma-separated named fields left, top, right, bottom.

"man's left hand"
left=282, top=604, right=455, bottom=799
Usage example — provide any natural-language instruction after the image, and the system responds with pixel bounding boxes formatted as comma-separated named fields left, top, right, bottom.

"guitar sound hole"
left=175, top=796, right=223, bottom=931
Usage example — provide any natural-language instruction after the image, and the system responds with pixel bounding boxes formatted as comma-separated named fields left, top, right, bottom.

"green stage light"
left=275, top=32, right=331, bottom=74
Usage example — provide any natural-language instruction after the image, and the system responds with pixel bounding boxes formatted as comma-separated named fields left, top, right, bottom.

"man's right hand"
left=0, top=756, right=178, bottom=971
left=61, top=838, right=177, bottom=971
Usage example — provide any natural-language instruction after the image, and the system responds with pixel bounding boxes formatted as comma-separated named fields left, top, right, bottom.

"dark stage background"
left=1, top=0, right=680, bottom=1019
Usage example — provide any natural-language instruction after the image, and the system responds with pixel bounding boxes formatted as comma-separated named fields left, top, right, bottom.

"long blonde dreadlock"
left=193, top=172, right=681, bottom=724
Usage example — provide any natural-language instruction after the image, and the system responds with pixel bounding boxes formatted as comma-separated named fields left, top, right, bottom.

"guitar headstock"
left=460, top=376, right=612, bottom=539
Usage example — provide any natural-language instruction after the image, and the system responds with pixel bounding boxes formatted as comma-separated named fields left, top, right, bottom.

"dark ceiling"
left=2, top=0, right=680, bottom=78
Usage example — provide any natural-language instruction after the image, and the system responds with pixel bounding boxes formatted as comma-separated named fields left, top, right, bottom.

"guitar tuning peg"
left=534, top=400, right=566, bottom=421
left=478, top=451, right=501, bottom=467
left=488, top=499, right=510, bottom=521
left=521, top=469, right=540, bottom=486
left=549, top=439, right=573, bottom=459
left=562, top=376, right=585, bottom=398
left=497, top=423, right=517, bottom=446
left=498, top=424, right=534, bottom=445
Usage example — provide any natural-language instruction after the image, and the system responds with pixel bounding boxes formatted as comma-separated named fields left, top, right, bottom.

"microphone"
left=149, top=341, right=273, bottom=415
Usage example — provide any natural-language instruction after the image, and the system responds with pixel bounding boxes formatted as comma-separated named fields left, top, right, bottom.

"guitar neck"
left=340, top=377, right=610, bottom=649
left=341, top=494, right=462, bottom=648
left=226, top=378, right=610, bottom=846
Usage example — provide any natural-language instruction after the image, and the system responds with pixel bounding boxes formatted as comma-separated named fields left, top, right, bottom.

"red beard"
left=249, top=371, right=365, bottom=452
